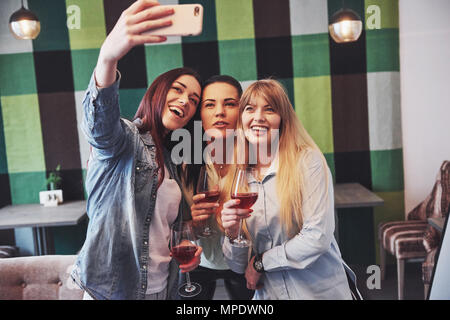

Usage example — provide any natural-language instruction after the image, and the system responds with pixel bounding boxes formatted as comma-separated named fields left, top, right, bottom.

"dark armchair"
left=378, top=161, right=449, bottom=300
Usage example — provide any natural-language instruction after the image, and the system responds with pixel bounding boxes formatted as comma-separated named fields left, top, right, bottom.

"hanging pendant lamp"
left=9, top=0, right=41, bottom=40
left=329, top=8, right=362, bottom=43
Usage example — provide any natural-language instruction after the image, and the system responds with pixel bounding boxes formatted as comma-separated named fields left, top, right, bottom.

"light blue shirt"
left=223, top=149, right=353, bottom=300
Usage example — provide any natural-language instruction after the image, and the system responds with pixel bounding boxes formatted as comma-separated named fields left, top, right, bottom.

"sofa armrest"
left=0, top=255, right=84, bottom=300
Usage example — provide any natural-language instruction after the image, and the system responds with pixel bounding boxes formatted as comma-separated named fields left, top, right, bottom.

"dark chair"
left=422, top=226, right=442, bottom=298
left=0, top=245, right=19, bottom=258
left=378, top=161, right=449, bottom=300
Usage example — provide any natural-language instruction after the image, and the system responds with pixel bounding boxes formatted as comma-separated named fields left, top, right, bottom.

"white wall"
left=399, top=0, right=450, bottom=214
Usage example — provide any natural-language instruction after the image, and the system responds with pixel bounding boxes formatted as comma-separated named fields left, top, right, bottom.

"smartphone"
left=144, top=4, right=203, bottom=37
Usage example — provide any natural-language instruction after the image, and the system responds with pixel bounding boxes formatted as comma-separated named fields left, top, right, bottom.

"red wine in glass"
left=196, top=190, right=220, bottom=234
left=197, top=190, right=220, bottom=203
left=195, top=166, right=219, bottom=238
left=231, top=192, right=258, bottom=209
left=230, top=167, right=259, bottom=248
left=170, top=222, right=201, bottom=298
left=171, top=244, right=197, bottom=265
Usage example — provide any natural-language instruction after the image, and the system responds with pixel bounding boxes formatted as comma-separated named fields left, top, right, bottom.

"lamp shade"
left=9, top=6, right=41, bottom=40
left=328, top=8, right=362, bottom=43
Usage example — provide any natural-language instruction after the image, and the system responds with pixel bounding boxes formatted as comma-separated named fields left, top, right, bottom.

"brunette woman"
left=181, top=75, right=254, bottom=300
left=71, top=0, right=202, bottom=300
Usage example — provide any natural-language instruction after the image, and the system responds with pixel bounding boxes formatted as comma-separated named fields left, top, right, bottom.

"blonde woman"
left=220, top=79, right=359, bottom=300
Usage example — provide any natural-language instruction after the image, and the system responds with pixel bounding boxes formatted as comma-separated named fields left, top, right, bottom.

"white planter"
left=39, top=189, right=63, bottom=207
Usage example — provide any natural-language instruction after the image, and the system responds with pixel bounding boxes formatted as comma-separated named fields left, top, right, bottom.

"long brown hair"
left=134, top=67, right=202, bottom=188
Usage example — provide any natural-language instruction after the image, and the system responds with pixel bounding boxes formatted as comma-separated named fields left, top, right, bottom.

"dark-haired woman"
left=180, top=75, right=254, bottom=300
left=71, top=0, right=202, bottom=300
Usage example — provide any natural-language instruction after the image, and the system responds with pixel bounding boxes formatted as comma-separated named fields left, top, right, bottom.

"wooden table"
left=335, top=183, right=385, bottom=209
left=0, top=200, right=87, bottom=255
left=334, top=183, right=385, bottom=264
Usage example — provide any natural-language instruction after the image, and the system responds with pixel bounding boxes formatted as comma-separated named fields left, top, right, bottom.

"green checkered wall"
left=0, top=0, right=403, bottom=263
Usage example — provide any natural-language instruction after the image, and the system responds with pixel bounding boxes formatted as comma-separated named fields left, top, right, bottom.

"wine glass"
left=195, top=166, right=219, bottom=238
left=170, top=221, right=201, bottom=298
left=230, top=166, right=259, bottom=248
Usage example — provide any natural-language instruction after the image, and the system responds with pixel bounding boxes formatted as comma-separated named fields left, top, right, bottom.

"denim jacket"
left=71, top=72, right=185, bottom=300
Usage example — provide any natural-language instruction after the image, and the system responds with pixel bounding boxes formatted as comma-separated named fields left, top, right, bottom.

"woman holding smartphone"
left=181, top=75, right=254, bottom=300
left=220, top=79, right=357, bottom=299
left=71, top=0, right=202, bottom=300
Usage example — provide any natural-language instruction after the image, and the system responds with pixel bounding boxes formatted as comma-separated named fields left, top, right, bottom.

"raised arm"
left=95, top=0, right=173, bottom=87
left=81, top=1, right=174, bottom=160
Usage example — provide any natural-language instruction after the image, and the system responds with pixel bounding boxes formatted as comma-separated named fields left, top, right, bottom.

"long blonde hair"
left=222, top=79, right=329, bottom=239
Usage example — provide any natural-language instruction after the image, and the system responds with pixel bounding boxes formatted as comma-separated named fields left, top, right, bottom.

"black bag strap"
left=344, top=264, right=363, bottom=300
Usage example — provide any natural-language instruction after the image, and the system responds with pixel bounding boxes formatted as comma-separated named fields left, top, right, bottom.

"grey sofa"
left=0, top=255, right=83, bottom=300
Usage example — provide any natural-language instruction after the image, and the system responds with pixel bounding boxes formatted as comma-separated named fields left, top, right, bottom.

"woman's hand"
left=179, top=246, right=203, bottom=273
left=95, top=0, right=174, bottom=87
left=245, top=256, right=263, bottom=290
left=191, top=193, right=219, bottom=226
left=220, top=199, right=252, bottom=238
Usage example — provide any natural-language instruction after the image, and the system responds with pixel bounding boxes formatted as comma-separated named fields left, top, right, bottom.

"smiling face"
left=241, top=94, right=281, bottom=148
left=201, top=82, right=240, bottom=139
left=161, top=74, right=201, bottom=131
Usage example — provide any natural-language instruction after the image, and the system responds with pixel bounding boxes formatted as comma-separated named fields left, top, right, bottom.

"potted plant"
left=39, top=164, right=64, bottom=206
left=46, top=164, right=62, bottom=191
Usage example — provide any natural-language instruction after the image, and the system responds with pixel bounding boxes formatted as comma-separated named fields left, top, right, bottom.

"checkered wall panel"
left=0, top=0, right=402, bottom=262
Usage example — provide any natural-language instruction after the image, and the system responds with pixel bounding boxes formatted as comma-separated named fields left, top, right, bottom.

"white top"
left=146, top=166, right=181, bottom=294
